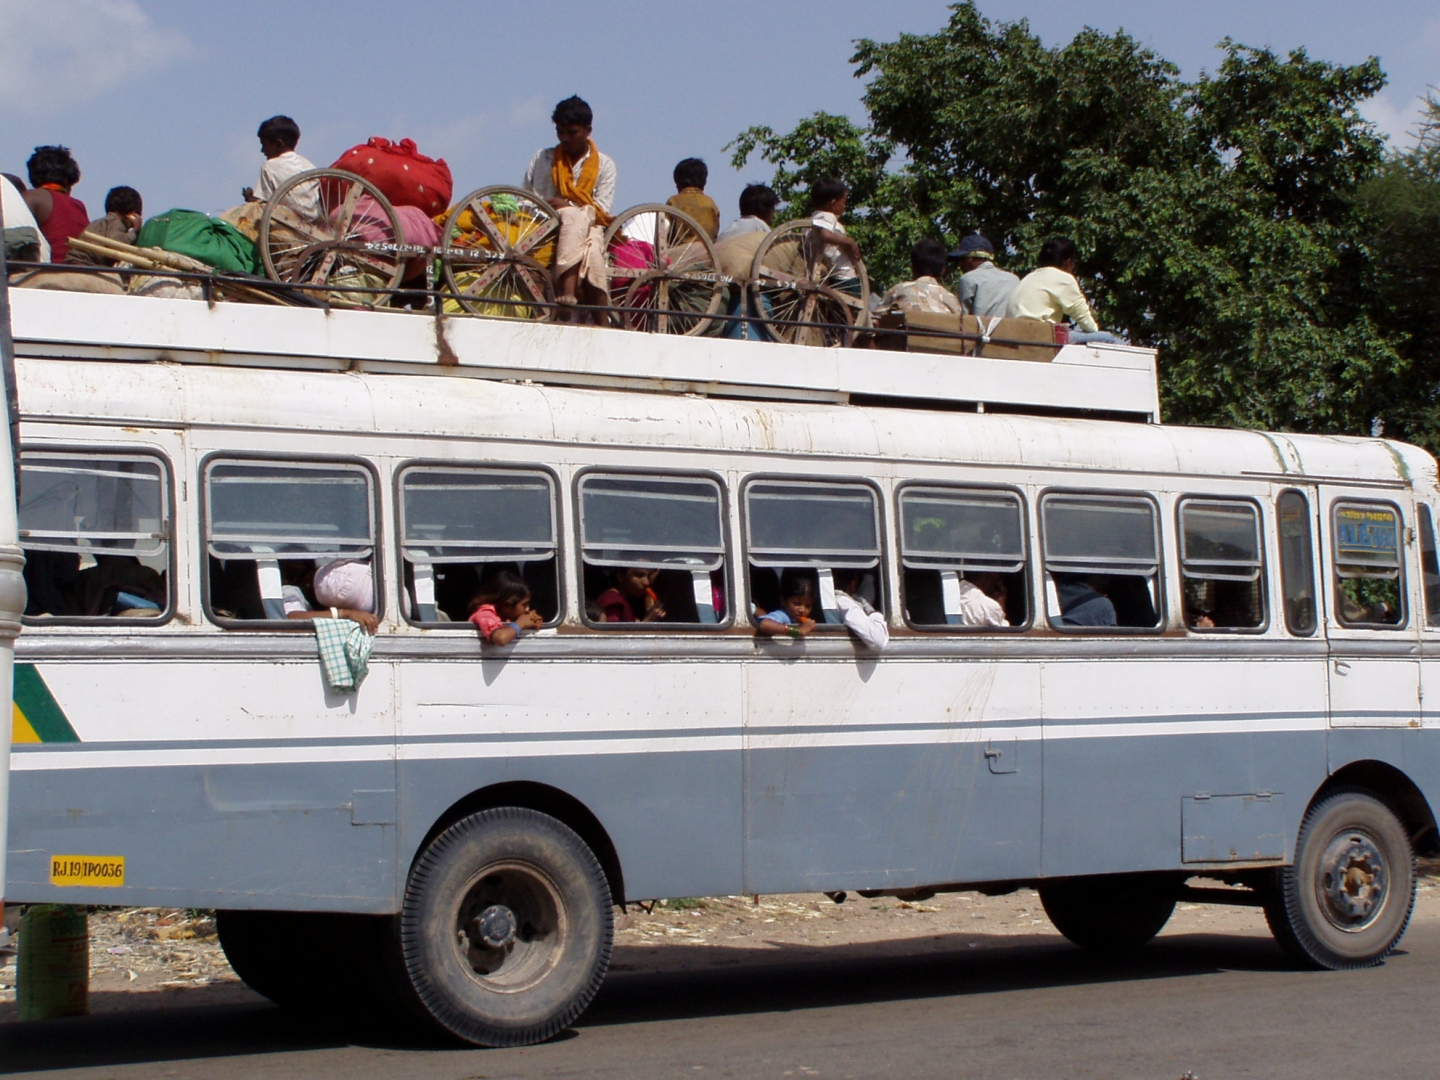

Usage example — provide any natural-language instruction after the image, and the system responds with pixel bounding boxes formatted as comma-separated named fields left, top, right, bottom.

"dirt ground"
left=5, top=869, right=1440, bottom=1022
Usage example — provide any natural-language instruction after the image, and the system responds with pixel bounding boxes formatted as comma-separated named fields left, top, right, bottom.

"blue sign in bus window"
left=1334, top=505, right=1399, bottom=568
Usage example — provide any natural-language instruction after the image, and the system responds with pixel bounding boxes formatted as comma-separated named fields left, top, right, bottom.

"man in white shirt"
left=835, top=571, right=889, bottom=648
left=1005, top=236, right=1123, bottom=345
left=522, top=96, right=616, bottom=322
left=956, top=572, right=1010, bottom=627
left=244, top=115, right=321, bottom=223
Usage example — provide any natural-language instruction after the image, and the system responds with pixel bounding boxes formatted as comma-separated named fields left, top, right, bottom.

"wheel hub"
left=1318, top=831, right=1388, bottom=931
left=472, top=904, right=518, bottom=950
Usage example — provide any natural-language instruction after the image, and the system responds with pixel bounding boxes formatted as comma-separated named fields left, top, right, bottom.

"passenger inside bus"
left=1055, top=574, right=1118, bottom=627
left=594, top=567, right=666, bottom=623
left=281, top=558, right=378, bottom=633
left=834, top=569, right=889, bottom=647
left=902, top=568, right=1026, bottom=627
left=402, top=558, right=559, bottom=625
left=755, top=570, right=818, bottom=638
left=24, top=550, right=165, bottom=618
left=467, top=569, right=544, bottom=645
left=1184, top=578, right=1263, bottom=630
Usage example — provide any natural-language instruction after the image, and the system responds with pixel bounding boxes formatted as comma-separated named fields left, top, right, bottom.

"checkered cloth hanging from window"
left=314, top=617, right=373, bottom=692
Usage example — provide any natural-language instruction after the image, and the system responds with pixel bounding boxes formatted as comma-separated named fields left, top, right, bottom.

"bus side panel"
left=1329, top=727, right=1440, bottom=820
left=1041, top=655, right=1328, bottom=876
left=6, top=658, right=399, bottom=910
left=742, top=657, right=1042, bottom=893
left=6, top=760, right=398, bottom=910
left=395, top=659, right=744, bottom=903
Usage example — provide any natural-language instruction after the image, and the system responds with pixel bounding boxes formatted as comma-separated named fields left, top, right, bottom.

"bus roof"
left=8, top=289, right=1161, bottom=422
left=13, top=334, right=1433, bottom=492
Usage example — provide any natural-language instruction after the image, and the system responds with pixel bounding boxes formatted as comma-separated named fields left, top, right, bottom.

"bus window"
left=1419, top=505, right=1440, bottom=628
left=19, top=451, right=170, bottom=621
left=204, top=460, right=377, bottom=623
left=578, top=472, right=727, bottom=626
left=1277, top=490, right=1318, bottom=635
left=898, top=486, right=1026, bottom=629
left=1040, top=493, right=1161, bottom=630
left=1332, top=501, right=1405, bottom=628
left=745, top=479, right=882, bottom=627
left=399, top=467, right=558, bottom=625
left=1178, top=499, right=1264, bottom=631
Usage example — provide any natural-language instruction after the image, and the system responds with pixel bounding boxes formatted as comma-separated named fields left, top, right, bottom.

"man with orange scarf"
left=522, top=96, right=617, bottom=324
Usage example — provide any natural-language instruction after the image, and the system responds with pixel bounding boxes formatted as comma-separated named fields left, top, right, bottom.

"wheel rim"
left=442, top=187, right=558, bottom=320
left=451, top=860, right=568, bottom=994
left=1315, top=828, right=1389, bottom=932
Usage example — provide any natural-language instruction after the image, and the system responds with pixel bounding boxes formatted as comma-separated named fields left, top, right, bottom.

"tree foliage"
left=728, top=3, right=1423, bottom=442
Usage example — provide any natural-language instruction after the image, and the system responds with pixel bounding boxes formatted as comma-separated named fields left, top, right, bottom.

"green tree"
left=729, top=3, right=1405, bottom=439
left=1358, top=94, right=1440, bottom=448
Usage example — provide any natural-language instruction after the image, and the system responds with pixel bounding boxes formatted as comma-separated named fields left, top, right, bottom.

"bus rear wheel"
left=1039, top=873, right=1176, bottom=951
left=1263, top=789, right=1415, bottom=970
left=398, top=807, right=613, bottom=1047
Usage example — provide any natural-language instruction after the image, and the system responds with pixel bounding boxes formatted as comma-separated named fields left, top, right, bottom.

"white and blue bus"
left=4, top=288, right=1437, bottom=1046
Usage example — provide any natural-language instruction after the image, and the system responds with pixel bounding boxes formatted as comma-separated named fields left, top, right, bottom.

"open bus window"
left=1041, top=493, right=1161, bottom=630
left=578, top=472, right=727, bottom=626
left=745, top=479, right=882, bottom=628
left=1332, top=501, right=1406, bottom=628
left=1178, top=499, right=1265, bottom=631
left=1277, top=490, right=1318, bottom=635
left=19, top=451, right=170, bottom=621
left=399, top=466, right=559, bottom=626
left=203, top=460, right=377, bottom=624
left=898, top=486, right=1026, bottom=629
left=1419, top=505, right=1440, bottom=628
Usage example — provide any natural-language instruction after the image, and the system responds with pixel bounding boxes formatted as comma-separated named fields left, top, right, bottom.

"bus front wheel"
left=399, top=807, right=613, bottom=1047
left=1039, top=874, right=1176, bottom=951
left=1263, top=789, right=1415, bottom=970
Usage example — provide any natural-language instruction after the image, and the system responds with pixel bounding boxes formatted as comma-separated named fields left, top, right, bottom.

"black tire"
left=1039, top=873, right=1176, bottom=951
left=217, top=910, right=410, bottom=1025
left=1263, top=788, right=1415, bottom=970
left=398, top=807, right=613, bottom=1047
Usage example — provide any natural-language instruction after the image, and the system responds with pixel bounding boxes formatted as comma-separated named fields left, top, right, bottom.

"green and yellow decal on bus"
left=11, top=664, right=79, bottom=744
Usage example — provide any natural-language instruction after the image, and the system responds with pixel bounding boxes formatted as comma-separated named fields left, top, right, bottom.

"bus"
left=5, top=287, right=1438, bottom=1047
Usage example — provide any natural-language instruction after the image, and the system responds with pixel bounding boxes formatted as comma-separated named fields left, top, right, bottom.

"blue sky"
left=2, top=0, right=1436, bottom=224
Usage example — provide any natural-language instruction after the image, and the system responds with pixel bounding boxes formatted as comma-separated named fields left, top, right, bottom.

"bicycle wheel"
left=748, top=218, right=870, bottom=347
left=441, top=186, right=559, bottom=320
left=602, top=205, right=724, bottom=336
left=258, top=169, right=405, bottom=306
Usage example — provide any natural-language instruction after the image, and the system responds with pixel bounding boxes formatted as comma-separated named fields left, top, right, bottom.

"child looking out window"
left=756, top=572, right=818, bottom=639
left=468, top=570, right=544, bottom=645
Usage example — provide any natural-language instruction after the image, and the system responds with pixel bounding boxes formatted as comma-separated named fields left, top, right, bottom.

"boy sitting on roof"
left=809, top=178, right=863, bottom=295
left=243, top=115, right=321, bottom=223
left=875, top=239, right=962, bottom=316
left=666, top=158, right=719, bottom=240
left=523, top=95, right=616, bottom=324
left=66, top=186, right=143, bottom=267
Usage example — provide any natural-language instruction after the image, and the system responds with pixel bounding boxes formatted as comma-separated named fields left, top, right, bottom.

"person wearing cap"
left=874, top=238, right=962, bottom=316
left=953, top=233, right=1019, bottom=319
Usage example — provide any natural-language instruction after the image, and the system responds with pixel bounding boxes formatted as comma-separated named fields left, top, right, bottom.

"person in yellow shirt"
left=665, top=158, right=720, bottom=240
left=1005, top=237, right=1123, bottom=345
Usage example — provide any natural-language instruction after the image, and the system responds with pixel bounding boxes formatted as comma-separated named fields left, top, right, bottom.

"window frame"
left=1276, top=488, right=1319, bottom=638
left=1329, top=497, right=1408, bottom=630
left=199, top=451, right=383, bottom=629
left=395, top=460, right=563, bottom=630
left=894, top=480, right=1030, bottom=632
left=1419, top=503, right=1440, bottom=630
left=741, top=473, right=887, bottom=630
left=1038, top=487, right=1165, bottom=634
left=18, top=444, right=177, bottom=628
left=1174, top=495, right=1269, bottom=635
left=572, top=465, right=733, bottom=631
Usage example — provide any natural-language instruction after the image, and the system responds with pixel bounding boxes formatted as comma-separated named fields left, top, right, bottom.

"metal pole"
left=0, top=192, right=29, bottom=927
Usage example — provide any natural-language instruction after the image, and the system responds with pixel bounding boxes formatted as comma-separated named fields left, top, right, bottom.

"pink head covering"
left=313, top=559, right=374, bottom=613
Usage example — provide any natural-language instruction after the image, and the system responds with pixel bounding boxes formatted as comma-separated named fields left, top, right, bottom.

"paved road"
left=5, top=921, right=1440, bottom=1079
